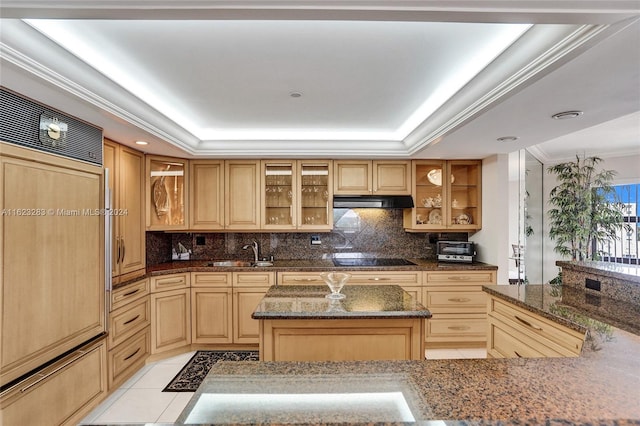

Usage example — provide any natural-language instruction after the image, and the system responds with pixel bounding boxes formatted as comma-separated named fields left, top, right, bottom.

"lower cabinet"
left=423, top=270, right=497, bottom=348
left=150, top=274, right=192, bottom=354
left=233, top=272, right=275, bottom=344
left=107, top=277, right=151, bottom=389
left=487, top=294, right=585, bottom=358
left=0, top=339, right=107, bottom=426
left=191, top=272, right=233, bottom=344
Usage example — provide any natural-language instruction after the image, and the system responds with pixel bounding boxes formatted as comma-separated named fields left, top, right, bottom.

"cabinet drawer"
left=150, top=273, right=190, bottom=292
left=348, top=271, right=421, bottom=285
left=109, top=297, right=150, bottom=348
left=233, top=271, right=275, bottom=287
left=111, top=278, right=149, bottom=311
left=426, top=315, right=486, bottom=342
left=191, top=272, right=232, bottom=287
left=423, top=289, right=486, bottom=313
left=488, top=297, right=584, bottom=356
left=488, top=319, right=547, bottom=358
left=424, top=271, right=496, bottom=286
left=108, top=327, right=150, bottom=389
left=278, top=272, right=325, bottom=285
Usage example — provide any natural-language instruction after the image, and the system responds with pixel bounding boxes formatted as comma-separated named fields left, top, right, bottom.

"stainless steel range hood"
left=333, top=195, right=414, bottom=209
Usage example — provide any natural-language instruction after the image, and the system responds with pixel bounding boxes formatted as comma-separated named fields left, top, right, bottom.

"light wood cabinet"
left=233, top=272, right=275, bottom=344
left=0, top=339, right=107, bottom=426
left=423, top=270, right=496, bottom=348
left=487, top=295, right=584, bottom=358
left=190, top=160, right=224, bottom=230
left=334, top=160, right=411, bottom=195
left=405, top=160, right=482, bottom=231
left=261, top=160, right=297, bottom=230
left=150, top=274, right=191, bottom=354
left=104, top=139, right=146, bottom=283
left=0, top=143, right=105, bottom=385
left=191, top=272, right=233, bottom=344
left=297, top=160, right=333, bottom=231
left=146, top=155, right=188, bottom=230
left=225, top=160, right=261, bottom=230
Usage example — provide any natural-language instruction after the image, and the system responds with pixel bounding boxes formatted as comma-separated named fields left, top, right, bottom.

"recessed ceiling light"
left=497, top=136, right=519, bottom=142
left=289, top=92, right=302, bottom=98
left=551, top=110, right=583, bottom=120
left=135, top=140, right=149, bottom=145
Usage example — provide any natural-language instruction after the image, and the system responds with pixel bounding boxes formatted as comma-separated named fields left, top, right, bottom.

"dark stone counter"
left=251, top=284, right=432, bottom=320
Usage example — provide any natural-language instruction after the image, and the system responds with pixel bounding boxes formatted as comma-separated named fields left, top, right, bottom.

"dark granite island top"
left=252, top=284, right=432, bottom=320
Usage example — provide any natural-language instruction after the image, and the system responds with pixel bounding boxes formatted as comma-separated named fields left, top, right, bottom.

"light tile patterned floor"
left=79, top=348, right=486, bottom=424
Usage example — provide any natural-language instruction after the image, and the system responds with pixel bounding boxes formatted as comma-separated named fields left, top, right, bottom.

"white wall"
left=470, top=154, right=512, bottom=285
left=541, top=153, right=640, bottom=283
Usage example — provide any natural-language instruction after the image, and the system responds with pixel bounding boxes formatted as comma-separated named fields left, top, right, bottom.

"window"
left=599, top=183, right=639, bottom=265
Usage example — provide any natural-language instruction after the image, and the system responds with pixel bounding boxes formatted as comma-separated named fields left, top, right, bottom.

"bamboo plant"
left=547, top=155, right=625, bottom=261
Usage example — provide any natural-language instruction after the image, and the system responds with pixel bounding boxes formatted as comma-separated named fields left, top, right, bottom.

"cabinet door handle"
left=123, top=288, right=141, bottom=297
left=20, top=349, right=92, bottom=393
left=514, top=351, right=523, bottom=358
left=116, top=237, right=121, bottom=265
left=123, top=314, right=140, bottom=325
left=447, top=297, right=471, bottom=303
left=447, top=325, right=470, bottom=331
left=514, top=315, right=543, bottom=331
left=123, top=348, right=141, bottom=361
left=120, top=237, right=126, bottom=263
left=447, top=276, right=471, bottom=281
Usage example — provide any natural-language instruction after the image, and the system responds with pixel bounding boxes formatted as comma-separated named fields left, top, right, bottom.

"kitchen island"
left=252, top=284, right=431, bottom=361
left=176, top=282, right=640, bottom=424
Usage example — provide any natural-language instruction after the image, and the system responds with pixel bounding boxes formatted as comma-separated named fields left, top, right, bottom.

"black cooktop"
left=331, top=258, right=416, bottom=267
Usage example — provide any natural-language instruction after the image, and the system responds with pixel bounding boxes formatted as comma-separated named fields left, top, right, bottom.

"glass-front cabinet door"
left=146, top=156, right=188, bottom=230
left=261, top=161, right=296, bottom=230
left=447, top=160, right=481, bottom=231
left=298, top=160, right=332, bottom=231
left=407, top=160, right=447, bottom=230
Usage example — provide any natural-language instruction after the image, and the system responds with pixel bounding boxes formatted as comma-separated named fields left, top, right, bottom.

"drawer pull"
left=368, top=277, right=391, bottom=281
left=514, top=315, right=543, bottom=331
left=514, top=351, right=523, bottom=358
left=294, top=278, right=319, bottom=282
left=447, top=325, right=471, bottom=331
left=447, top=276, right=471, bottom=281
left=123, top=348, right=141, bottom=361
left=123, top=288, right=141, bottom=297
left=158, top=279, right=184, bottom=285
left=123, top=314, right=140, bottom=325
left=20, top=349, right=93, bottom=393
left=447, top=297, right=471, bottom=303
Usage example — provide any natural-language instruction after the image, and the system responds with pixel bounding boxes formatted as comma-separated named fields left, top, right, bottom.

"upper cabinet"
left=260, top=160, right=333, bottom=231
left=404, top=160, right=482, bottom=232
left=333, top=160, right=411, bottom=195
left=190, top=160, right=224, bottom=230
left=146, top=156, right=188, bottom=230
left=225, top=160, right=261, bottom=230
left=104, top=139, right=145, bottom=282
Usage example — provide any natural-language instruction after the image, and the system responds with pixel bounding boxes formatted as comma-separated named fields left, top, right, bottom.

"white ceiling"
left=1, top=1, right=639, bottom=162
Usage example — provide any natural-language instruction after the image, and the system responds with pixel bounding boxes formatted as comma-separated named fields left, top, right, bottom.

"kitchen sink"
left=207, top=260, right=273, bottom=267
left=209, top=260, right=253, bottom=267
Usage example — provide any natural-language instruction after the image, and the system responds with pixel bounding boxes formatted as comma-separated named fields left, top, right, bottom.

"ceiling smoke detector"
left=289, top=92, right=302, bottom=98
left=551, top=110, right=583, bottom=120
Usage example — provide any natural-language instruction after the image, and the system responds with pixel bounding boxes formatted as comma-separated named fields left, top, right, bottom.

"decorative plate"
left=456, top=213, right=472, bottom=225
left=428, top=209, right=442, bottom=225
left=427, top=169, right=455, bottom=186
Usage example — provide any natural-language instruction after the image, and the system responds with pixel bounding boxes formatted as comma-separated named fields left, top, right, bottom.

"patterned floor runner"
left=162, top=350, right=259, bottom=392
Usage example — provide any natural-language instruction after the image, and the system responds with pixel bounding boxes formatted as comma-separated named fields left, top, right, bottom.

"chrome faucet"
left=242, top=240, right=259, bottom=264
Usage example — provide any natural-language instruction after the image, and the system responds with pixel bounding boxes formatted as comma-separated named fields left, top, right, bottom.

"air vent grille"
left=0, top=88, right=103, bottom=165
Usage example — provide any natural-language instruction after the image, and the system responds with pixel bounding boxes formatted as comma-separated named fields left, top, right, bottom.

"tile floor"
left=79, top=348, right=487, bottom=425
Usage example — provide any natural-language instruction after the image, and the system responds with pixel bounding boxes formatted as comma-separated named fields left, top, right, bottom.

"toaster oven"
left=437, top=241, right=476, bottom=263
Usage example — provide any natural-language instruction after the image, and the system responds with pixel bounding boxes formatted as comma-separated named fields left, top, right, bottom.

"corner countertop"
left=251, top=284, right=432, bottom=320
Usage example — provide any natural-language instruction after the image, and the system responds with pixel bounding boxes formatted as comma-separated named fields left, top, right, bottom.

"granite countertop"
left=251, top=284, right=432, bottom=320
left=557, top=260, right=640, bottom=283
left=483, top=283, right=640, bottom=338
left=142, top=258, right=497, bottom=280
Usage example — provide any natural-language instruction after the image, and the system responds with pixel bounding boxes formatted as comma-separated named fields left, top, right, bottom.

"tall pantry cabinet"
left=103, top=139, right=146, bottom=283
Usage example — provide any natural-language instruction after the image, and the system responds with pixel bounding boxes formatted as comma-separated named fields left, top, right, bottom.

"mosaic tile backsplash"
left=146, top=209, right=467, bottom=265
